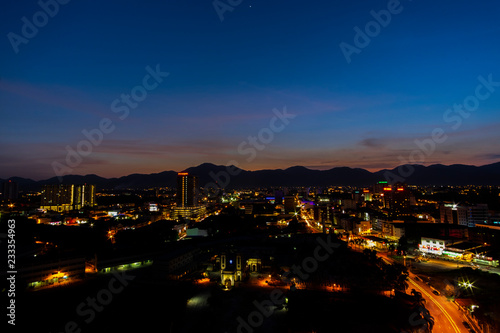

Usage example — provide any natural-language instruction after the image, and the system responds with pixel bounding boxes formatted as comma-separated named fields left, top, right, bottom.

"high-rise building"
left=176, top=172, right=198, bottom=207
left=2, top=180, right=18, bottom=200
left=440, top=203, right=488, bottom=227
left=72, top=184, right=96, bottom=208
left=313, top=205, right=334, bottom=224
left=284, top=195, right=297, bottom=214
left=440, top=203, right=467, bottom=226
left=173, top=173, right=204, bottom=220
left=41, top=184, right=96, bottom=212
left=383, top=183, right=411, bottom=218
left=274, top=190, right=284, bottom=205
left=467, top=204, right=489, bottom=227
left=372, top=181, right=389, bottom=194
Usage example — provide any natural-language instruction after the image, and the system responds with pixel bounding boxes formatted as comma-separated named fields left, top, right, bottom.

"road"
left=300, top=208, right=321, bottom=233
left=415, top=257, right=500, bottom=276
left=379, top=253, right=469, bottom=333
left=414, top=258, right=471, bottom=272
left=408, top=274, right=468, bottom=333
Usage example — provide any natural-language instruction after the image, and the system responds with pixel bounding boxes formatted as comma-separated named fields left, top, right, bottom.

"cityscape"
left=2, top=164, right=500, bottom=332
left=2, top=1, right=500, bottom=333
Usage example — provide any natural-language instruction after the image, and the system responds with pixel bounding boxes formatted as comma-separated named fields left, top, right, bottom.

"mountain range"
left=2, top=162, right=500, bottom=191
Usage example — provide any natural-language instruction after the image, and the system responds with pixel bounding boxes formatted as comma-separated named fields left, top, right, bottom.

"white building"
left=418, top=237, right=451, bottom=255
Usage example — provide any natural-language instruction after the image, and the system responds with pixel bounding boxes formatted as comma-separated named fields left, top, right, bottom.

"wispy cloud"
left=0, top=79, right=109, bottom=118
left=358, top=138, right=387, bottom=149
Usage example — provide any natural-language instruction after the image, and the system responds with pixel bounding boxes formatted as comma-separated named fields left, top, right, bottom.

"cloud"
left=359, top=138, right=387, bottom=149
left=0, top=79, right=109, bottom=118
left=475, top=153, right=500, bottom=160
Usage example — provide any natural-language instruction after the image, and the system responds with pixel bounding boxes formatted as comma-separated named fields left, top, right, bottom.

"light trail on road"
left=408, top=278, right=463, bottom=333
left=378, top=252, right=466, bottom=333
left=300, top=209, right=321, bottom=233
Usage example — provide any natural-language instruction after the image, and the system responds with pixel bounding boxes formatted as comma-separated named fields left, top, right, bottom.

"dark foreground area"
left=13, top=267, right=427, bottom=333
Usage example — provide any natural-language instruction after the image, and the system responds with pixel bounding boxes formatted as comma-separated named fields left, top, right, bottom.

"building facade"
left=2, top=180, right=18, bottom=200
left=176, top=172, right=198, bottom=207
left=383, top=183, right=411, bottom=218
left=418, top=237, right=451, bottom=255
left=440, top=203, right=488, bottom=227
left=220, top=253, right=243, bottom=288
left=174, top=172, right=204, bottom=220
left=41, top=184, right=96, bottom=212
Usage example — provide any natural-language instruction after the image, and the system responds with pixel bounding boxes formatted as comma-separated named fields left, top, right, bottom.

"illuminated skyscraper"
left=176, top=173, right=198, bottom=208
left=174, top=173, right=204, bottom=221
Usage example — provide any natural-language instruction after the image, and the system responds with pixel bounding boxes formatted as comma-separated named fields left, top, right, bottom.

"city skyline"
left=1, top=0, right=500, bottom=180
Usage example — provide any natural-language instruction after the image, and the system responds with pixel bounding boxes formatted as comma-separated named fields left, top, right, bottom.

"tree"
left=384, top=263, right=409, bottom=291
left=417, top=306, right=434, bottom=332
left=397, top=236, right=409, bottom=255
left=411, top=289, right=426, bottom=307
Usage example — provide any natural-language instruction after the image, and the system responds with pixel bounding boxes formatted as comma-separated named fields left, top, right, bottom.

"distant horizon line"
left=2, top=161, right=499, bottom=182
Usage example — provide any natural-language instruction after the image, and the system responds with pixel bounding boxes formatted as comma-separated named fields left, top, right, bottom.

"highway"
left=408, top=274, right=467, bottom=333
left=379, top=253, right=470, bottom=333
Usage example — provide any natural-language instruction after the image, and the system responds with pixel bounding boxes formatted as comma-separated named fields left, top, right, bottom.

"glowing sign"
left=178, top=172, right=189, bottom=176
left=397, top=188, right=404, bottom=191
left=383, top=187, right=392, bottom=191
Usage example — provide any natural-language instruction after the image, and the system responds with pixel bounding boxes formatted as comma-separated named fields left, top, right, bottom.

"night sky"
left=1, top=0, right=499, bottom=180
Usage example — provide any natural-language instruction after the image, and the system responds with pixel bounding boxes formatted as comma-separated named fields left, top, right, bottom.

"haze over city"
left=1, top=0, right=500, bottom=180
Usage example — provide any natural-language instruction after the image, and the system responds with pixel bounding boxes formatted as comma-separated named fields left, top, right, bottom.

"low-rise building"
left=381, top=221, right=406, bottom=240
left=18, top=257, right=86, bottom=289
left=362, top=235, right=388, bottom=250
left=355, top=221, right=371, bottom=234
left=418, top=237, right=451, bottom=255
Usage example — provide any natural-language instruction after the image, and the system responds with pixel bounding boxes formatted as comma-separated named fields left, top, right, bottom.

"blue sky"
left=1, top=0, right=499, bottom=180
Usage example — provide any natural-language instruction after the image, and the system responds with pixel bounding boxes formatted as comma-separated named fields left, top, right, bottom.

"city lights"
left=1, top=1, right=500, bottom=331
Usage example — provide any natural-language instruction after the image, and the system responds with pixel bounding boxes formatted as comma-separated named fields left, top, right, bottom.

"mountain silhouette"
left=2, top=162, right=499, bottom=191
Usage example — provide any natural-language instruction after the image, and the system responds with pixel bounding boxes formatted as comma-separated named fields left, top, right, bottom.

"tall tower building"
left=176, top=173, right=198, bottom=208
left=2, top=180, right=18, bottom=200
left=383, top=183, right=411, bottom=219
